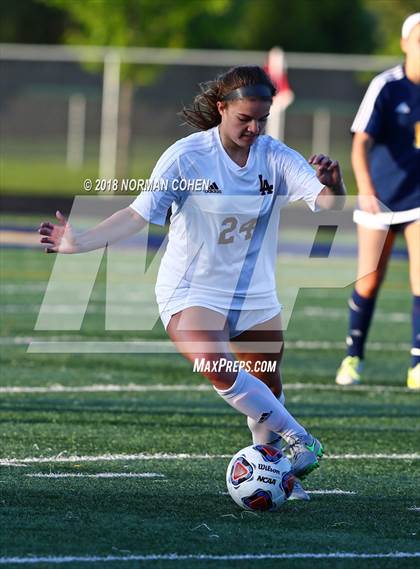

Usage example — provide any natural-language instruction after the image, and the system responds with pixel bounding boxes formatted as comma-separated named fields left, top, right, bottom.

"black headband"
left=221, top=84, right=273, bottom=102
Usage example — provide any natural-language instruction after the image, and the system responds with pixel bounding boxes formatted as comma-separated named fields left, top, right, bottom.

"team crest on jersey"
left=395, top=102, right=410, bottom=114
left=242, top=489, right=273, bottom=511
left=255, top=445, right=284, bottom=463
left=258, top=174, right=273, bottom=195
left=205, top=181, right=222, bottom=193
left=230, top=457, right=254, bottom=487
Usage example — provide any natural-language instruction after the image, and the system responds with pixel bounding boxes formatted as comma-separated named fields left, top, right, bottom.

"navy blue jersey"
left=351, top=65, right=420, bottom=212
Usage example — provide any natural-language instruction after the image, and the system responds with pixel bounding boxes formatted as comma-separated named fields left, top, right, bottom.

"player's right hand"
left=357, top=193, right=382, bottom=214
left=38, top=211, right=77, bottom=254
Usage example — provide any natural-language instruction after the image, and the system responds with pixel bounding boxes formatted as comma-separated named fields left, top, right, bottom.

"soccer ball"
left=226, top=444, right=295, bottom=512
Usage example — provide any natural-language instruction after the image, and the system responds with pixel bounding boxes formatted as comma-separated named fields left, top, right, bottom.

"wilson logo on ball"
left=230, top=457, right=254, bottom=487
left=254, top=444, right=284, bottom=464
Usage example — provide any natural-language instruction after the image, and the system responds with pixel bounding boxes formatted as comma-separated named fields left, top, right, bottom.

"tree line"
left=1, top=0, right=418, bottom=55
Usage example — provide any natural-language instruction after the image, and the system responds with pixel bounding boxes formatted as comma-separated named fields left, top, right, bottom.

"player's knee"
left=258, top=371, right=281, bottom=398
left=190, top=354, right=232, bottom=386
left=356, top=273, right=383, bottom=298
left=409, top=271, right=420, bottom=296
left=270, top=384, right=281, bottom=398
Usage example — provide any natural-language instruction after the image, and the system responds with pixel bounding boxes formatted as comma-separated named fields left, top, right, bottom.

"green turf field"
left=0, top=233, right=419, bottom=568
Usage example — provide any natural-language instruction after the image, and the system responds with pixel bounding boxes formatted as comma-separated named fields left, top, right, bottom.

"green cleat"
left=286, top=434, right=324, bottom=480
left=407, top=363, right=420, bottom=390
left=335, top=355, right=363, bottom=386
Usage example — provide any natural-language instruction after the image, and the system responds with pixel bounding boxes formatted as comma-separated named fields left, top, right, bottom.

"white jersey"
left=130, top=127, right=323, bottom=312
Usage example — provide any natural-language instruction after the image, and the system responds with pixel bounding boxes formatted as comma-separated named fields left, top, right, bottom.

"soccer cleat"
left=407, top=363, right=420, bottom=390
left=335, top=355, right=363, bottom=386
left=286, top=434, right=324, bottom=480
left=288, top=480, right=310, bottom=501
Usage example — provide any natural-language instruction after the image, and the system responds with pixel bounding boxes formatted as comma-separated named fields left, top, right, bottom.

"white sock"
left=215, top=369, right=306, bottom=442
left=247, top=391, right=285, bottom=447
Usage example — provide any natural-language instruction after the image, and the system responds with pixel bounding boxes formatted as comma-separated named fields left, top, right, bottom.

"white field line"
left=287, top=340, right=410, bottom=352
left=307, top=490, right=356, bottom=495
left=0, top=336, right=411, bottom=352
left=220, top=490, right=356, bottom=496
left=0, top=382, right=415, bottom=394
left=0, top=383, right=212, bottom=394
left=1, top=303, right=410, bottom=322
left=1, top=452, right=419, bottom=466
left=2, top=305, right=97, bottom=314
left=0, top=453, right=229, bottom=466
left=326, top=453, right=420, bottom=460
left=301, top=306, right=409, bottom=323
left=25, top=472, right=165, bottom=479
left=0, top=552, right=419, bottom=564
left=1, top=283, right=412, bottom=301
left=0, top=284, right=47, bottom=293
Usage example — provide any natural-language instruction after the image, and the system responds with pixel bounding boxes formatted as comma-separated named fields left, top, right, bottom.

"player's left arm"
left=310, top=154, right=346, bottom=210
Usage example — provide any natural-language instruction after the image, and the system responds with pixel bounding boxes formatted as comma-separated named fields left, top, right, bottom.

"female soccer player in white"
left=39, top=66, right=345, bottom=481
left=335, top=13, right=420, bottom=389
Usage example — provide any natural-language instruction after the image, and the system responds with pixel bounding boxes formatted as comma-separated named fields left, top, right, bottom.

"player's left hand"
left=309, top=154, right=342, bottom=189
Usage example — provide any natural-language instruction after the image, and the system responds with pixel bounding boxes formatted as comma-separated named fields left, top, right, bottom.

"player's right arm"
left=38, top=207, right=147, bottom=254
left=40, top=140, right=185, bottom=254
left=351, top=131, right=381, bottom=214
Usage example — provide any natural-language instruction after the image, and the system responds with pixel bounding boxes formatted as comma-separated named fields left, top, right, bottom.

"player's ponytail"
left=181, top=66, right=276, bottom=131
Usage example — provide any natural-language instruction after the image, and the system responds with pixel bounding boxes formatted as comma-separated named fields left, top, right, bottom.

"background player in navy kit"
left=39, top=65, right=345, bottom=488
left=335, top=13, right=420, bottom=389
